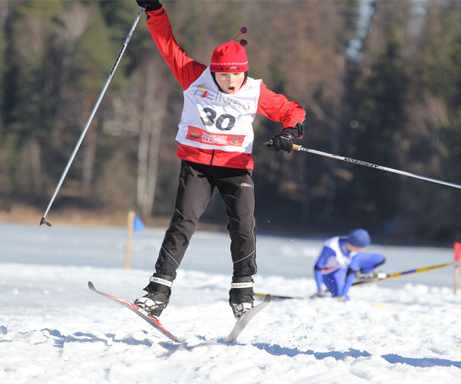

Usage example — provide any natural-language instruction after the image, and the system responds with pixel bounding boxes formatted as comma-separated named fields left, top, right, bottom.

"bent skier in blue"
left=313, top=229, right=385, bottom=301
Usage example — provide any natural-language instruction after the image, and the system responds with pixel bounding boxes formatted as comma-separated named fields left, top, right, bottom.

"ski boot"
left=229, top=275, right=254, bottom=319
left=134, top=273, right=174, bottom=317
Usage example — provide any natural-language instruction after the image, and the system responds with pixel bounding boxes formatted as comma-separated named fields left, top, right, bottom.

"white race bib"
left=176, top=67, right=261, bottom=154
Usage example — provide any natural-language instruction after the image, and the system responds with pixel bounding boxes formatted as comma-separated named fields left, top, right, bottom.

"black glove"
left=136, top=0, right=162, bottom=11
left=270, top=128, right=297, bottom=153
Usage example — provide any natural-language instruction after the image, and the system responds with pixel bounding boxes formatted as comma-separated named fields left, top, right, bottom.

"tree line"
left=1, top=0, right=461, bottom=244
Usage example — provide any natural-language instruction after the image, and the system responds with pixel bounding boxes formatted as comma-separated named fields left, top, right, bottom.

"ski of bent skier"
left=254, top=293, right=298, bottom=300
left=225, top=294, right=272, bottom=343
left=254, top=261, right=461, bottom=300
left=88, top=281, right=180, bottom=343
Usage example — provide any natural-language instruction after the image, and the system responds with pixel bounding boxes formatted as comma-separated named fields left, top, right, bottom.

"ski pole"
left=261, top=141, right=461, bottom=190
left=352, top=260, right=461, bottom=287
left=40, top=7, right=145, bottom=227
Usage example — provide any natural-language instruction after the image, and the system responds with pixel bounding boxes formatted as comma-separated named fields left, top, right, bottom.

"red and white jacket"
left=146, top=7, right=306, bottom=170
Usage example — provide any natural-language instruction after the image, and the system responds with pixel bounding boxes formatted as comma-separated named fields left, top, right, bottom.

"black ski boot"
left=229, top=275, right=254, bottom=319
left=135, top=273, right=174, bottom=317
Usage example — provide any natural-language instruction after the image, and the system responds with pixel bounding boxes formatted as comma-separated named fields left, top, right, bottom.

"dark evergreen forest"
left=1, top=0, right=461, bottom=244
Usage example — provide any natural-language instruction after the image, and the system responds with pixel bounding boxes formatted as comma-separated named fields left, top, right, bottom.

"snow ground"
left=1, top=222, right=461, bottom=384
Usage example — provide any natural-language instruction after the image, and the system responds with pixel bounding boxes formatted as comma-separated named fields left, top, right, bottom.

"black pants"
left=155, top=160, right=257, bottom=279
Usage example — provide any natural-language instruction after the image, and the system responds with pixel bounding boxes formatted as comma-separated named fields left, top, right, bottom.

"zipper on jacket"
left=210, top=150, right=215, bottom=166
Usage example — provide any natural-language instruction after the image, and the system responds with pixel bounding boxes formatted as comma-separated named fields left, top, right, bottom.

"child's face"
left=214, top=72, right=245, bottom=95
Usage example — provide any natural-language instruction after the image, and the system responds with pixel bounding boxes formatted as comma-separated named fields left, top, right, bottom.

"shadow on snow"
left=253, top=343, right=461, bottom=369
left=15, top=329, right=461, bottom=369
left=38, top=328, right=155, bottom=348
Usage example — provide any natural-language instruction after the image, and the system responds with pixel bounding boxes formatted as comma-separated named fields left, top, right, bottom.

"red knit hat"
left=210, top=41, right=249, bottom=73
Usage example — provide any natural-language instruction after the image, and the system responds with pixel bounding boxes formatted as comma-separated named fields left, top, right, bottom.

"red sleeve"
left=257, top=82, right=306, bottom=137
left=146, top=8, right=206, bottom=90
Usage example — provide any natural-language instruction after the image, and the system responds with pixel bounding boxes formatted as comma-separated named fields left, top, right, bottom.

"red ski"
left=88, top=281, right=180, bottom=343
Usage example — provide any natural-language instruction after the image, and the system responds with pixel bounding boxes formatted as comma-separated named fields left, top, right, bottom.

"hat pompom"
left=232, top=27, right=249, bottom=47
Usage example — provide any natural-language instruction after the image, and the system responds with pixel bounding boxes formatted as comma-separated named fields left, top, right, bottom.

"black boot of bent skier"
left=229, top=275, right=254, bottom=319
left=135, top=273, right=174, bottom=317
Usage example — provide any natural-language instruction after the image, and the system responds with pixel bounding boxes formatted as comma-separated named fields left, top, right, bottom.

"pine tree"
left=344, top=1, right=412, bottom=230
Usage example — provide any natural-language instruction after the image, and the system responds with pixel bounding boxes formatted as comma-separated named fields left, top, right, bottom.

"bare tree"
left=136, top=58, right=169, bottom=216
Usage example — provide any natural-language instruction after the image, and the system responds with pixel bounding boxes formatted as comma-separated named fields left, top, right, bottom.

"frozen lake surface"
left=1, top=222, right=461, bottom=383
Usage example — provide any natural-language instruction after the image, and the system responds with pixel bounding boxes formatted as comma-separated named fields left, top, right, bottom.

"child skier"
left=312, top=229, right=386, bottom=301
left=134, top=0, right=306, bottom=319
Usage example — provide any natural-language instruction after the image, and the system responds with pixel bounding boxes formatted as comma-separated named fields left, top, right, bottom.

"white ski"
left=225, top=295, right=272, bottom=343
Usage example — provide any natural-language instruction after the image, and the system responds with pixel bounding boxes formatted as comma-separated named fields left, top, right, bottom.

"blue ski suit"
left=314, top=236, right=385, bottom=300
